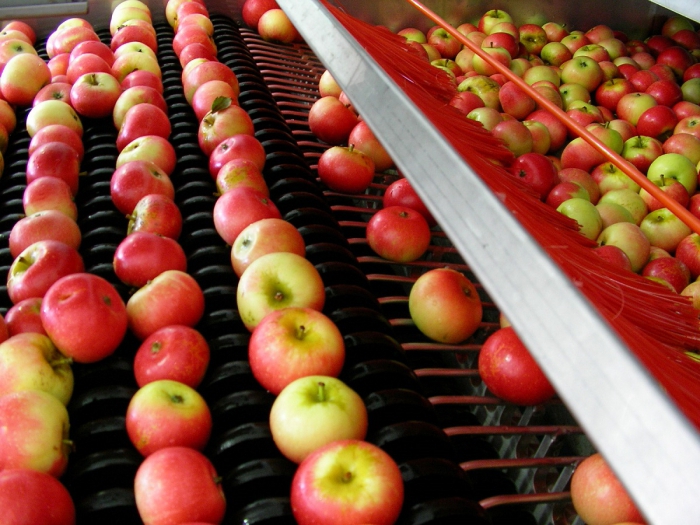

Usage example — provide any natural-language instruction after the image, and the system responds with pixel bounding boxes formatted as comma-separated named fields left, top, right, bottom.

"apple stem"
left=274, top=291, right=284, bottom=302
left=296, top=324, right=306, bottom=340
left=151, top=341, right=162, bottom=354
left=348, top=144, right=355, bottom=153
left=63, top=439, right=75, bottom=452
left=316, top=382, right=326, bottom=402
left=341, top=470, right=353, bottom=483
left=51, top=357, right=73, bottom=367
left=170, top=394, right=184, bottom=404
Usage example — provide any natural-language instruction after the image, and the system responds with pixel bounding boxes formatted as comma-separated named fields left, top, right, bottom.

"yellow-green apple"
left=236, top=252, right=325, bottom=331
left=4, top=298, right=46, bottom=337
left=560, top=56, right=604, bottom=92
left=662, top=15, right=695, bottom=39
left=347, top=120, right=394, bottom=172
left=408, top=267, right=482, bottom=343
left=596, top=200, right=635, bottom=229
left=70, top=72, right=122, bottom=119
left=0, top=469, right=75, bottom=524
left=213, top=186, right=281, bottom=246
left=558, top=167, right=601, bottom=204
left=642, top=255, right=691, bottom=292
left=110, top=5, right=152, bottom=36
left=25, top=99, right=83, bottom=138
left=593, top=244, right=633, bottom=272
left=674, top=115, right=700, bottom=139
left=198, top=102, right=254, bottom=157
left=571, top=453, right=645, bottom=525
left=317, top=144, right=376, bottom=194
left=258, top=8, right=301, bottom=43
left=0, top=53, right=50, bottom=106
left=41, top=273, right=128, bottom=363
left=557, top=198, right=604, bottom=240
left=598, top=38, right=628, bottom=61
left=574, top=43, right=611, bottom=63
left=467, top=106, right=503, bottom=131
left=621, top=134, right=664, bottom=174
left=133, top=325, right=210, bottom=388
left=366, top=205, right=432, bottom=263
left=192, top=80, right=238, bottom=121
left=523, top=65, right=561, bottom=86
left=617, top=92, right=658, bottom=126
left=111, top=50, right=161, bottom=83
left=270, top=375, right=367, bottom=464
left=0, top=332, right=73, bottom=405
left=126, top=270, right=205, bottom=341
left=546, top=181, right=590, bottom=208
left=110, top=160, right=175, bottom=215
left=681, top=280, right=700, bottom=308
left=540, top=41, right=572, bottom=67
left=0, top=389, right=71, bottom=477
left=639, top=175, right=690, bottom=211
left=231, top=217, right=306, bottom=277
left=117, top=135, right=176, bottom=176
left=134, top=446, right=226, bottom=525
left=318, top=68, right=342, bottom=98
left=216, top=158, right=269, bottom=197
left=647, top=152, right=698, bottom=195
left=128, top=193, right=182, bottom=239
left=457, top=74, right=501, bottom=109
left=112, top=85, right=168, bottom=130
left=398, top=27, right=426, bottom=43
left=208, top=133, right=266, bottom=178
left=113, top=40, right=157, bottom=62
left=290, top=438, right=403, bottom=525
left=116, top=103, right=171, bottom=152
left=9, top=211, right=81, bottom=259
left=249, top=307, right=344, bottom=395
left=525, top=108, right=568, bottom=151
left=598, top=188, right=648, bottom=225
left=0, top=38, right=37, bottom=73
left=597, top=222, right=651, bottom=272
left=478, top=9, right=512, bottom=35
left=523, top=120, right=552, bottom=155
left=126, top=379, right=212, bottom=457
left=676, top=233, right=700, bottom=279
left=559, top=83, right=592, bottom=111
left=640, top=208, right=692, bottom=253
left=478, top=325, right=556, bottom=405
left=597, top=60, right=620, bottom=81
left=605, top=119, right=637, bottom=143
left=542, top=21, right=568, bottom=42
left=491, top=119, right=533, bottom=156
left=113, top=231, right=187, bottom=288
left=682, top=78, right=700, bottom=105
left=7, top=240, right=84, bottom=305
left=472, top=46, right=511, bottom=76
left=23, top=177, right=77, bottom=220
left=509, top=57, right=532, bottom=77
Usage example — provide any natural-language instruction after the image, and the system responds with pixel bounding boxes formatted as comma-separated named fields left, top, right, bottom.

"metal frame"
left=278, top=0, right=700, bottom=523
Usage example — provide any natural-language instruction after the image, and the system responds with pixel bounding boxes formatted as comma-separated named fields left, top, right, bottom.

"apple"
left=571, top=453, right=645, bottom=525
left=482, top=32, right=519, bottom=60
left=478, top=326, right=556, bottom=405
left=525, top=108, right=568, bottom=152
left=117, top=134, right=176, bottom=177
left=681, top=280, right=700, bottom=308
left=249, top=307, right=344, bottom=395
left=111, top=23, right=157, bottom=55
left=0, top=469, right=75, bottom=525
left=208, top=133, right=267, bottom=178
left=0, top=332, right=73, bottom=405
left=110, top=160, right=175, bottom=216
left=32, top=82, right=72, bottom=108
left=25, top=141, right=81, bottom=196
left=0, top=99, right=17, bottom=134
left=467, top=106, right=503, bottom=131
left=41, top=273, right=128, bottom=363
left=7, top=240, right=84, bottom=305
left=607, top=118, right=637, bottom=143
left=236, top=251, right=325, bottom=331
left=110, top=5, right=152, bottom=36
left=128, top=193, right=182, bottom=240
left=182, top=60, right=238, bottom=104
left=178, top=13, right=214, bottom=37
left=191, top=80, right=238, bottom=121
left=113, top=231, right=187, bottom=288
left=591, top=161, right=641, bottom=195
left=25, top=99, right=83, bottom=138
left=595, top=78, right=636, bottom=113
left=366, top=205, right=431, bottom=263
left=629, top=69, right=659, bottom=93
left=258, top=8, right=301, bottom=44
left=308, top=95, right=359, bottom=146
left=383, top=177, right=436, bottom=226
left=599, top=189, right=648, bottom=226
left=172, top=25, right=216, bottom=59
left=165, top=0, right=207, bottom=27
left=523, top=65, right=561, bottom=87
left=558, top=167, right=601, bottom=204
left=0, top=53, right=51, bottom=106
left=47, top=53, right=70, bottom=80
left=69, top=39, right=114, bottom=66
left=585, top=24, right=615, bottom=44
left=116, top=103, right=171, bottom=152
left=111, top=51, right=161, bottom=83
left=70, top=72, right=121, bottom=119
left=640, top=207, right=692, bottom=253
left=674, top=115, right=700, bottom=139
left=642, top=256, right=691, bottom=293
left=676, top=233, right=700, bottom=279
left=408, top=267, right=482, bottom=344
left=597, top=222, right=651, bottom=272
left=65, top=52, right=112, bottom=84
left=574, top=43, right=611, bottom=63
left=1, top=20, right=36, bottom=44
left=560, top=56, right=604, bottom=92
left=557, top=198, right=604, bottom=240
left=347, top=120, right=394, bottom=172
left=620, top=134, right=664, bottom=174
left=242, top=0, right=280, bottom=28
left=215, top=158, right=269, bottom=197
left=428, top=28, right=461, bottom=59
left=509, top=151, right=558, bottom=200
left=636, top=105, right=678, bottom=142
left=133, top=325, right=210, bottom=388
left=121, top=68, right=164, bottom=95
left=673, top=100, right=700, bottom=120
left=498, top=80, right=536, bottom=120
left=134, top=447, right=226, bottom=525
left=9, top=211, right=81, bottom=259
left=113, top=40, right=157, bottom=61
left=596, top=200, right=635, bottom=228
left=478, top=9, right=513, bottom=35
left=0, top=38, right=38, bottom=74
left=457, top=74, right=501, bottom=109
left=0, top=389, right=71, bottom=477
left=269, top=375, right=367, bottom=464
left=317, top=145, right=376, bottom=194
left=656, top=46, right=694, bottom=80
left=126, top=379, right=212, bottom=457
left=682, top=78, right=700, bottom=106
left=593, top=244, right=633, bottom=272
left=213, top=186, right=281, bottom=246
left=4, top=298, right=46, bottom=337
left=48, top=25, right=100, bottom=58
left=126, top=270, right=205, bottom=341
left=231, top=217, right=306, bottom=277
left=491, top=119, right=533, bottom=157
left=546, top=181, right=590, bottom=208
left=617, top=92, right=658, bottom=126
left=560, top=123, right=623, bottom=173
left=639, top=175, right=690, bottom=211
left=112, top=85, right=168, bottom=130
left=178, top=42, right=216, bottom=68
left=543, top=22, right=569, bottom=43
left=472, top=46, right=511, bottom=77
left=647, top=152, right=698, bottom=196
left=198, top=101, right=255, bottom=157
left=23, top=177, right=77, bottom=220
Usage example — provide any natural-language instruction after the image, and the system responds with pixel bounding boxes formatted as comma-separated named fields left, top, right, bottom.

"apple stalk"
left=404, top=0, right=700, bottom=235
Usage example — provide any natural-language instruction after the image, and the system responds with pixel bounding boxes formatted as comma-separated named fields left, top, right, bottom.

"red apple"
left=4, top=298, right=46, bottom=337
left=198, top=101, right=255, bottom=157
left=0, top=52, right=50, bottom=106
left=112, top=85, right=168, bottom=130
left=231, top=217, right=306, bottom=277
left=308, top=95, right=358, bottom=146
left=0, top=469, right=75, bottom=525
left=116, top=103, right=171, bottom=152
left=317, top=145, right=376, bottom=194
left=113, top=231, right=187, bottom=288
left=25, top=141, right=81, bottom=196
left=133, top=325, right=210, bottom=388
left=242, top=0, right=280, bottom=29
left=208, top=133, right=266, bottom=178
left=509, top=151, right=558, bottom=200
left=128, top=193, right=183, bottom=239
left=116, top=134, right=176, bottom=176
left=191, top=80, right=238, bottom=121
left=9, top=211, right=81, bottom=259
left=383, top=177, right=436, bottom=226
left=110, top=160, right=175, bottom=216
left=366, top=205, right=431, bottom=263
left=23, top=177, right=77, bottom=220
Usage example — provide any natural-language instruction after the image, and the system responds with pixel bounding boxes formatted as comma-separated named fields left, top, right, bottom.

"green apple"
left=596, top=200, right=635, bottom=229
left=647, top=153, right=698, bottom=196
left=597, top=222, right=651, bottom=272
left=236, top=252, right=325, bottom=331
left=639, top=208, right=692, bottom=253
left=457, top=74, right=501, bottom=109
left=269, top=375, right=368, bottom=464
left=557, top=198, right=603, bottom=240
left=598, top=189, right=648, bottom=226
